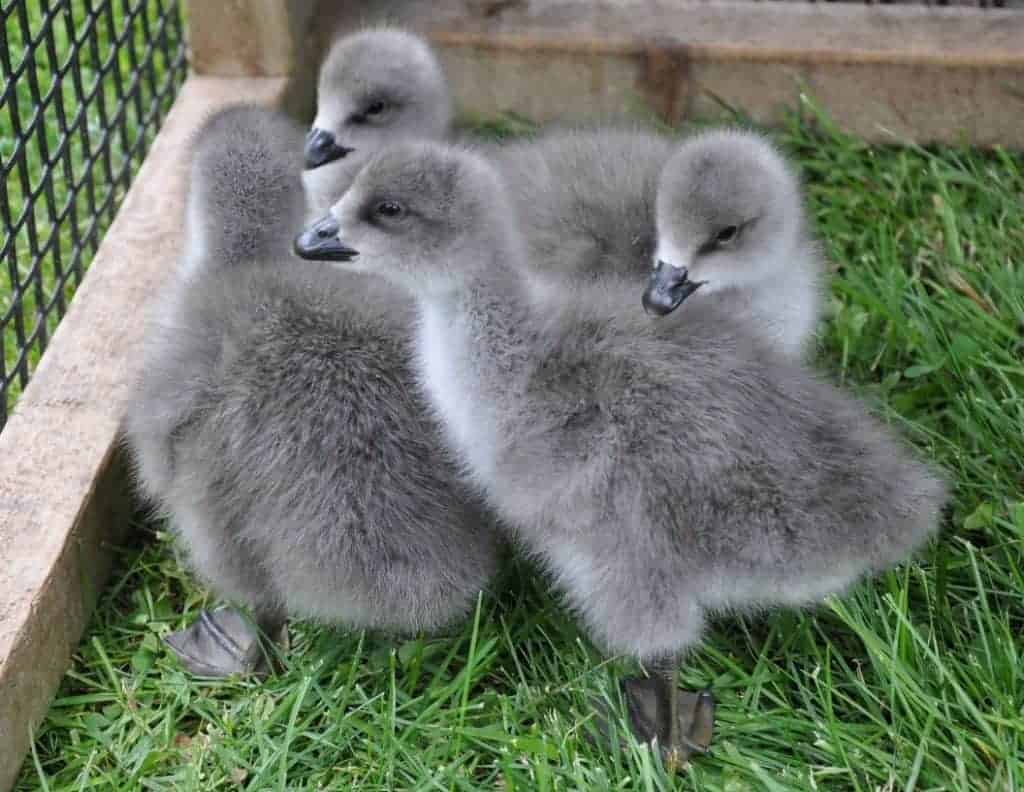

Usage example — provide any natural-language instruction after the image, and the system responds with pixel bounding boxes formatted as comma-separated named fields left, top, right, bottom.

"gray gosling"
left=302, top=28, right=453, bottom=213
left=493, top=127, right=824, bottom=359
left=124, top=107, right=500, bottom=678
left=294, top=142, right=947, bottom=768
left=644, top=128, right=822, bottom=360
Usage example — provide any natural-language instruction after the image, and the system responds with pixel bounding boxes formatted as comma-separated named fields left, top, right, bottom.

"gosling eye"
left=714, top=225, right=740, bottom=246
left=349, top=100, right=388, bottom=124
left=375, top=200, right=404, bottom=219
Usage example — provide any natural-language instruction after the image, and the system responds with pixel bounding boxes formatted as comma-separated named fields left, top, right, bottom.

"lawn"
left=11, top=102, right=1024, bottom=789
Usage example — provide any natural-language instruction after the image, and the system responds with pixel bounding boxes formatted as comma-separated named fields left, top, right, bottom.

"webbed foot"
left=164, top=608, right=280, bottom=677
left=621, top=675, right=714, bottom=771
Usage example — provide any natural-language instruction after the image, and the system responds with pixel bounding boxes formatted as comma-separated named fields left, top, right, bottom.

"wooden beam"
left=0, top=76, right=289, bottom=792
left=186, top=0, right=318, bottom=77
left=306, top=0, right=1024, bottom=147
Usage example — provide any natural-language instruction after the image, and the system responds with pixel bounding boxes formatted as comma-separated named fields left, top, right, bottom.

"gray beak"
left=293, top=214, right=359, bottom=262
left=642, top=260, right=705, bottom=317
left=304, top=127, right=355, bottom=169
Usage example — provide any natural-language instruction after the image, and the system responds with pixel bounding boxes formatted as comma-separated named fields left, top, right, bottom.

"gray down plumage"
left=297, top=141, right=948, bottom=663
left=123, top=107, right=502, bottom=640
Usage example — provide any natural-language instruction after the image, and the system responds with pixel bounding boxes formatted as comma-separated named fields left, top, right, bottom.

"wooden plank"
left=422, top=1, right=1024, bottom=66
left=186, top=0, right=318, bottom=77
left=304, top=0, right=1024, bottom=146
left=0, top=76, right=289, bottom=792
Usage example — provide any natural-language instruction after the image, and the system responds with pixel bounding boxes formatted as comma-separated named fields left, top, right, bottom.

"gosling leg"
left=164, top=606, right=285, bottom=677
left=621, top=656, right=715, bottom=771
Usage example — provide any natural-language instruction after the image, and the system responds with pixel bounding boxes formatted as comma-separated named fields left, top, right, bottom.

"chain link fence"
left=1, top=0, right=187, bottom=429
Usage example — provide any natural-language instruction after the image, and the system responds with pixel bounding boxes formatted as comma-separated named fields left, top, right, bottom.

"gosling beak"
left=304, top=128, right=355, bottom=169
left=293, top=214, right=359, bottom=262
left=642, top=260, right=705, bottom=317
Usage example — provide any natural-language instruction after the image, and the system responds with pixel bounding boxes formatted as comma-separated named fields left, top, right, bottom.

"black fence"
left=1, top=0, right=187, bottom=429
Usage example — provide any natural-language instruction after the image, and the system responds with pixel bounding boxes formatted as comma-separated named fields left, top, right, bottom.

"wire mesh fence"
left=1, top=0, right=187, bottom=429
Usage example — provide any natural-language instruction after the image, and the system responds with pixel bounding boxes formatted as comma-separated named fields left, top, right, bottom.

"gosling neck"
left=414, top=241, right=535, bottom=382
left=417, top=228, right=532, bottom=325
left=412, top=244, right=533, bottom=486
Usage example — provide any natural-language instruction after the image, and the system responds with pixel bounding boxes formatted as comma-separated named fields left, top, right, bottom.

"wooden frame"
left=1, top=0, right=1020, bottom=786
left=301, top=0, right=1024, bottom=147
left=0, top=76, right=288, bottom=791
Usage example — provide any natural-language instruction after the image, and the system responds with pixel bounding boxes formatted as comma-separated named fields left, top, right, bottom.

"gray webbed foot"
left=621, top=675, right=715, bottom=771
left=164, top=608, right=276, bottom=677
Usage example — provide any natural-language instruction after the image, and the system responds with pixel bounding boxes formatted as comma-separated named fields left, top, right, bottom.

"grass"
left=10, top=101, right=1024, bottom=790
left=1, top=0, right=186, bottom=421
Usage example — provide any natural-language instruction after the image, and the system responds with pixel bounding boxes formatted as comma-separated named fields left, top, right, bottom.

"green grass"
left=1, top=0, right=186, bottom=420
left=11, top=102, right=1024, bottom=790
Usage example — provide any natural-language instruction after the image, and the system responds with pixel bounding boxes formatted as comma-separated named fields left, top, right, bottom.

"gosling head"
left=304, top=29, right=453, bottom=171
left=643, top=129, right=806, bottom=317
left=294, top=142, right=516, bottom=296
